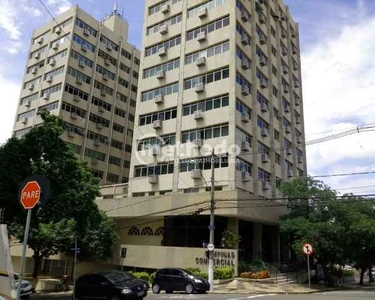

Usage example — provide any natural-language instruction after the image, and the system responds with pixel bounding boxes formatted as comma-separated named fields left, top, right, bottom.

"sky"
left=0, top=0, right=375, bottom=194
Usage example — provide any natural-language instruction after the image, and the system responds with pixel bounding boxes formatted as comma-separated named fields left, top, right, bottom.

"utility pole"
left=72, top=235, right=79, bottom=300
left=208, top=149, right=215, bottom=291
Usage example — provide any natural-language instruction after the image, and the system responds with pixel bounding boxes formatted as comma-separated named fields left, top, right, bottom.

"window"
left=274, top=129, right=280, bottom=141
left=121, top=49, right=132, bottom=60
left=181, top=123, right=229, bottom=143
left=64, top=84, right=88, bottom=100
left=20, top=93, right=38, bottom=106
left=24, top=77, right=41, bottom=89
left=32, top=31, right=49, bottom=44
left=17, top=110, right=36, bottom=122
left=118, top=77, right=129, bottom=88
left=89, top=114, right=110, bottom=127
left=27, top=61, right=45, bottom=74
left=30, top=46, right=46, bottom=59
left=113, top=123, right=124, bottom=133
left=236, top=99, right=251, bottom=119
left=144, top=59, right=180, bottom=78
left=134, top=58, right=140, bottom=65
left=186, top=16, right=230, bottom=41
left=257, top=92, right=268, bottom=108
left=100, top=35, right=119, bottom=51
left=68, top=143, right=82, bottom=155
left=87, top=131, right=108, bottom=144
left=123, top=160, right=130, bottom=168
left=145, top=35, right=181, bottom=57
left=130, top=99, right=136, bottom=107
left=236, top=158, right=252, bottom=174
left=272, top=86, right=278, bottom=98
left=62, top=102, right=86, bottom=118
left=47, top=50, right=68, bottom=65
left=70, top=50, right=93, bottom=68
left=116, top=92, right=128, bottom=103
left=257, top=117, right=269, bottom=130
left=84, top=148, right=106, bottom=161
left=149, top=0, right=181, bottom=15
left=115, top=107, right=126, bottom=118
left=141, top=227, right=154, bottom=235
left=44, top=66, right=64, bottom=80
left=42, top=83, right=62, bottom=97
left=186, top=41, right=229, bottom=65
left=180, top=155, right=228, bottom=172
left=147, top=14, right=182, bottom=35
left=96, top=65, right=116, bottom=80
left=94, top=81, right=113, bottom=96
left=275, top=153, right=281, bottom=165
left=91, top=170, right=104, bottom=179
left=189, top=0, right=228, bottom=18
left=236, top=22, right=251, bottom=43
left=38, top=101, right=58, bottom=112
left=131, top=85, right=137, bottom=93
left=137, top=134, right=176, bottom=150
left=258, top=168, right=270, bottom=183
left=72, top=35, right=95, bottom=52
left=236, top=47, right=251, bottom=67
left=256, top=46, right=268, bottom=64
left=236, top=127, right=252, bottom=145
left=283, top=98, right=290, bottom=112
left=63, top=122, right=85, bottom=136
left=134, top=161, right=175, bottom=177
left=50, top=34, right=69, bottom=48
left=184, top=67, right=229, bottom=90
left=183, top=94, right=229, bottom=116
left=67, top=67, right=91, bottom=84
left=284, top=138, right=292, bottom=150
left=141, top=83, right=179, bottom=102
left=271, top=26, right=276, bottom=37
left=258, top=142, right=270, bottom=155
left=271, top=46, right=277, bottom=56
left=75, top=18, right=97, bottom=37
left=272, top=65, right=277, bottom=77
left=139, top=107, right=177, bottom=126
left=133, top=71, right=139, bottom=79
left=256, top=25, right=267, bottom=43
left=256, top=68, right=268, bottom=85
left=111, top=139, right=123, bottom=150
left=92, top=97, right=111, bottom=112
left=236, top=73, right=252, bottom=94
left=236, top=0, right=251, bottom=20
left=98, top=50, right=117, bottom=66
left=53, top=17, right=72, bottom=31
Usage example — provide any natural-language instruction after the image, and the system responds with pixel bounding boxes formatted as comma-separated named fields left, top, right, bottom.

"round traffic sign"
left=303, top=243, right=313, bottom=255
left=207, top=243, right=215, bottom=251
left=20, top=181, right=41, bottom=209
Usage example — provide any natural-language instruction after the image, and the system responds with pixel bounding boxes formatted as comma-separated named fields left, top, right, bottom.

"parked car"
left=75, top=270, right=148, bottom=300
left=152, top=268, right=210, bottom=294
left=14, top=274, right=33, bottom=299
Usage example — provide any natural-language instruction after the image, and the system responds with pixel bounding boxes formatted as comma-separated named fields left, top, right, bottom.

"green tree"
left=0, top=112, right=117, bottom=278
left=220, top=229, right=241, bottom=249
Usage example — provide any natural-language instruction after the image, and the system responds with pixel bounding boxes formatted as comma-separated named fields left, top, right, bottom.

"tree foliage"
left=280, top=176, right=375, bottom=285
left=0, top=112, right=117, bottom=277
left=221, top=229, right=241, bottom=249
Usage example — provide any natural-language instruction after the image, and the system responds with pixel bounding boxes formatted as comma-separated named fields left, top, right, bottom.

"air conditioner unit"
left=46, top=75, right=53, bottom=83
left=282, top=48, right=287, bottom=56
left=241, top=58, right=250, bottom=70
left=193, top=139, right=203, bottom=148
left=152, top=119, right=162, bottom=129
left=241, top=141, right=251, bottom=152
left=285, top=125, right=291, bottom=134
left=161, top=3, right=170, bottom=14
left=259, top=35, right=266, bottom=45
left=241, top=10, right=249, bottom=22
left=159, top=24, right=168, bottom=35
left=28, top=84, right=35, bottom=91
left=37, top=37, right=44, bottom=44
left=259, top=56, right=267, bottom=66
left=259, top=13, right=266, bottom=24
left=286, top=147, right=292, bottom=155
left=261, top=153, right=269, bottom=163
left=81, top=44, right=87, bottom=52
left=283, top=85, right=289, bottom=94
left=291, top=30, right=296, bottom=38
left=68, top=130, right=75, bottom=138
left=296, top=117, right=301, bottom=125
left=197, top=32, right=206, bottom=42
left=70, top=112, right=78, bottom=120
left=25, top=100, right=31, bottom=107
left=241, top=171, right=251, bottom=182
left=155, top=95, right=164, bottom=104
left=298, top=156, right=303, bottom=163
left=295, top=99, right=300, bottom=106
left=73, top=94, right=80, bottom=102
left=78, top=60, right=85, bottom=68
left=191, top=169, right=202, bottom=179
left=284, top=106, right=290, bottom=113
left=107, top=44, right=113, bottom=51
left=99, top=106, right=105, bottom=113
left=49, top=59, right=56, bottom=66
left=104, top=58, right=110, bottom=66
left=76, top=77, right=83, bottom=85
left=287, top=169, right=293, bottom=178
left=260, top=78, right=267, bottom=89
left=198, top=8, right=207, bottom=18
left=281, top=13, right=286, bottom=21
left=261, top=127, right=269, bottom=137
left=96, top=122, right=103, bottom=129
left=241, top=34, right=249, bottom=46
left=297, top=136, right=302, bottom=144
left=151, top=145, right=160, bottom=156
left=43, top=93, right=49, bottom=100
left=283, top=65, right=289, bottom=74
left=52, top=43, right=59, bottom=50
left=241, top=112, right=250, bottom=123
left=195, top=83, right=205, bottom=93
left=149, top=174, right=159, bottom=184
left=241, top=84, right=250, bottom=96
left=158, top=47, right=167, bottom=57
left=156, top=70, right=165, bottom=79
left=83, top=27, right=90, bottom=36
left=103, top=73, right=110, bottom=81
left=31, top=67, right=37, bottom=74
left=54, top=26, right=62, bottom=34
left=22, top=118, right=28, bottom=124
left=262, top=181, right=270, bottom=191
left=94, top=139, right=100, bottom=146
left=193, top=109, right=204, bottom=120
left=196, top=56, right=206, bottom=67
left=261, top=102, right=268, bottom=112
left=294, top=81, right=300, bottom=88
left=281, top=30, right=287, bottom=38
left=91, top=158, right=98, bottom=165
left=34, top=52, right=40, bottom=59
left=101, top=89, right=107, bottom=96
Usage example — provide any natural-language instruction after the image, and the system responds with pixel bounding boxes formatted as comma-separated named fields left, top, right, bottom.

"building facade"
left=12, top=6, right=140, bottom=185
left=96, top=0, right=307, bottom=271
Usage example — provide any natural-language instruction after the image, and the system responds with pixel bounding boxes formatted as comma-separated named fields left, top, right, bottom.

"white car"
left=14, top=275, right=33, bottom=299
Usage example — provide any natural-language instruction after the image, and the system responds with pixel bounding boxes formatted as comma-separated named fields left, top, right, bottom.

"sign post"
left=302, top=243, right=313, bottom=289
left=17, top=181, right=41, bottom=300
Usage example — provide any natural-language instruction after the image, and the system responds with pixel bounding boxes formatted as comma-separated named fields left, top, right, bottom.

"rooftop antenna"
left=114, top=2, right=118, bottom=14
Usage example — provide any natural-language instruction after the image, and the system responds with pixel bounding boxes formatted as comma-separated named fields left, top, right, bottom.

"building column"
left=252, top=223, right=262, bottom=260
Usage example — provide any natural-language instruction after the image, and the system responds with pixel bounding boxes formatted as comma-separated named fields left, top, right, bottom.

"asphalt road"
left=30, top=289, right=375, bottom=300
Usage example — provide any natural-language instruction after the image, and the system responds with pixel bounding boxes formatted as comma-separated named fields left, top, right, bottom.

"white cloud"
left=303, top=11, right=375, bottom=193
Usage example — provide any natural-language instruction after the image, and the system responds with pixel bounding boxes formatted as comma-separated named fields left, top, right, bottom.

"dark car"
left=75, top=270, right=148, bottom=300
left=152, top=268, right=209, bottom=294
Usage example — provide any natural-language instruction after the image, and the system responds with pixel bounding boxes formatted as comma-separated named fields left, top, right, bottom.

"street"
left=30, top=289, right=375, bottom=300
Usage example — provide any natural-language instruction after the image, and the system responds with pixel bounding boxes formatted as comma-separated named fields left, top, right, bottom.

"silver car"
left=14, top=275, right=33, bottom=299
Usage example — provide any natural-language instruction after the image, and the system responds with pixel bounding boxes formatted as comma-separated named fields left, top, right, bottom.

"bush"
left=131, top=272, right=150, bottom=283
left=149, top=272, right=156, bottom=283
left=240, top=271, right=252, bottom=278
left=214, top=267, right=233, bottom=280
left=186, top=268, right=201, bottom=274
left=344, top=270, right=354, bottom=277
left=240, top=271, right=270, bottom=279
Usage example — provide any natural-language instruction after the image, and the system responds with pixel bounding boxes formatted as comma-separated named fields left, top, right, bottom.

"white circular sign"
left=302, top=243, right=313, bottom=255
left=207, top=243, right=215, bottom=251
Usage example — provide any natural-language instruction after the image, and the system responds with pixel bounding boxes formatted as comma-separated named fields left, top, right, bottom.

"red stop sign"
left=20, top=181, right=41, bottom=209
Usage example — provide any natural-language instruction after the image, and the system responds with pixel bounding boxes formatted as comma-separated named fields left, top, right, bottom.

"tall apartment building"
left=97, top=0, right=307, bottom=272
left=12, top=6, right=140, bottom=186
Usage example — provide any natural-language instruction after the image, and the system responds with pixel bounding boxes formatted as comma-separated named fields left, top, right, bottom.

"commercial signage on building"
left=195, top=250, right=236, bottom=267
